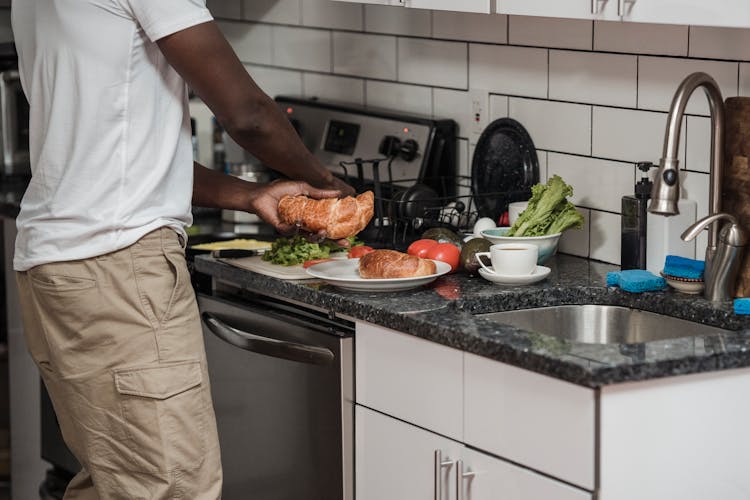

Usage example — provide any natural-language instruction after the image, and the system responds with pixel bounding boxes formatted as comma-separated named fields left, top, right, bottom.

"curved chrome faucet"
left=648, top=72, right=724, bottom=258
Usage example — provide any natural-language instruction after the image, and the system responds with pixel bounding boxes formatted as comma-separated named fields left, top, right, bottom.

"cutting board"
left=220, top=255, right=314, bottom=280
left=723, top=97, right=750, bottom=297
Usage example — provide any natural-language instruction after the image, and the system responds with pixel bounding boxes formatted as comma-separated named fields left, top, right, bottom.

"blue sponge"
left=734, top=298, right=750, bottom=315
left=607, top=270, right=666, bottom=293
left=663, top=255, right=705, bottom=280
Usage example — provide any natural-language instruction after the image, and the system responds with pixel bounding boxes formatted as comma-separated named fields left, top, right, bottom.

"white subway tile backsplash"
left=208, top=0, right=242, bottom=19
left=559, top=207, right=590, bottom=258
left=680, top=170, right=710, bottom=259
left=333, top=32, right=397, bottom=80
left=638, top=57, right=739, bottom=115
left=365, top=5, right=430, bottom=37
left=303, top=73, right=364, bottom=104
left=219, top=21, right=273, bottom=65
left=547, top=152, right=633, bottom=213
left=488, top=94, right=510, bottom=121
left=365, top=81, right=432, bottom=117
left=589, top=210, right=620, bottom=265
left=689, top=26, right=750, bottom=62
left=432, top=12, right=507, bottom=44
left=469, top=44, right=547, bottom=98
left=457, top=138, right=471, bottom=198
left=303, top=0, right=363, bottom=30
left=685, top=116, right=711, bottom=173
left=509, top=98, right=591, bottom=156
left=433, top=89, right=472, bottom=138
left=592, top=107, right=685, bottom=165
left=398, top=39, right=467, bottom=89
left=272, top=26, right=331, bottom=72
left=245, top=65, right=303, bottom=99
left=593, top=21, right=687, bottom=56
left=549, top=51, right=637, bottom=108
left=242, top=0, right=300, bottom=24
left=741, top=64, right=750, bottom=95
left=509, top=16, right=592, bottom=51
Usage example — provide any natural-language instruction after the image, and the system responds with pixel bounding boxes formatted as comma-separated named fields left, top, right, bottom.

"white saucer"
left=478, top=265, right=551, bottom=285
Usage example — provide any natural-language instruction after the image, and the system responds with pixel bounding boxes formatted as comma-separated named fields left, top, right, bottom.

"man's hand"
left=249, top=180, right=351, bottom=247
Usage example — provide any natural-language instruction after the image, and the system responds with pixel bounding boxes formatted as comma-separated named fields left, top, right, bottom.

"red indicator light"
left=403, top=127, right=409, bottom=133
left=286, top=107, right=294, bottom=114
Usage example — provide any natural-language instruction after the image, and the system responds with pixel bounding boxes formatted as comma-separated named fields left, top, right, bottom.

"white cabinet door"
left=356, top=405, right=463, bottom=500
left=495, top=0, right=619, bottom=20
left=405, top=0, right=494, bottom=13
left=460, top=448, right=592, bottom=500
left=621, top=0, right=750, bottom=28
left=331, top=0, right=395, bottom=4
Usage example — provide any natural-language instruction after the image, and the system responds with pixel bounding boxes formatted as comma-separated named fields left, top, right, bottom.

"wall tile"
left=303, top=0, right=363, bottom=30
left=509, top=98, right=591, bottom=156
left=245, top=64, right=303, bottom=99
left=207, top=0, right=242, bottom=20
left=741, top=64, right=750, bottom=96
left=681, top=170, right=710, bottom=258
left=469, top=44, right=547, bottom=98
left=433, top=89, right=471, bottom=138
left=559, top=207, right=590, bottom=258
left=509, top=16, right=592, bottom=51
left=365, top=81, right=432, bottom=117
left=303, top=73, right=364, bottom=105
left=638, top=57, right=738, bottom=116
left=365, top=5, right=431, bottom=37
left=685, top=116, right=711, bottom=174
left=242, top=0, right=300, bottom=24
left=592, top=107, right=685, bottom=165
left=489, top=94, right=509, bottom=121
left=399, top=38, right=467, bottom=89
left=272, top=26, right=331, bottom=72
left=219, top=21, right=272, bottom=65
left=549, top=50, right=637, bottom=108
left=589, top=210, right=620, bottom=265
left=594, top=21, right=687, bottom=56
left=457, top=138, right=471, bottom=198
left=547, top=153, right=634, bottom=213
left=433, top=12, right=507, bottom=44
left=333, top=32, right=397, bottom=80
left=689, top=26, right=750, bottom=62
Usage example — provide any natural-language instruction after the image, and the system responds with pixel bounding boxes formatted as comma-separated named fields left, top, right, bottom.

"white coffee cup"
left=475, top=243, right=538, bottom=276
left=508, top=201, right=530, bottom=225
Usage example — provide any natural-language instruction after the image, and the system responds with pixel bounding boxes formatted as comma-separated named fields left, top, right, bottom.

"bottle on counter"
left=621, top=162, right=654, bottom=270
left=646, top=198, right=697, bottom=275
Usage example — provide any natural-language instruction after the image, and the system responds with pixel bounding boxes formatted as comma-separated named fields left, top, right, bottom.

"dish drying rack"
left=337, top=158, right=531, bottom=249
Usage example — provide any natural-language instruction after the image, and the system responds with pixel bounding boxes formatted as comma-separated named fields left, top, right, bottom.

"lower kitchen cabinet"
left=356, top=406, right=591, bottom=500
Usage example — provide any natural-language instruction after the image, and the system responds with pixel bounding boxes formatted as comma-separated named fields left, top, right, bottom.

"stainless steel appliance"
left=198, top=292, right=354, bottom=500
left=0, top=70, right=30, bottom=177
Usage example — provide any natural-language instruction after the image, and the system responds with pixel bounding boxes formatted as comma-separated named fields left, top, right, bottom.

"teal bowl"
left=479, top=227, right=561, bottom=265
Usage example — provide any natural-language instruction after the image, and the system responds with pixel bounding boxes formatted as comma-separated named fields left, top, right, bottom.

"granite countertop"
left=195, top=253, right=750, bottom=389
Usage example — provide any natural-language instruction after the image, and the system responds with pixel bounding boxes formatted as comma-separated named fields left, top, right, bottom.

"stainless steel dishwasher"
left=197, top=293, right=354, bottom=500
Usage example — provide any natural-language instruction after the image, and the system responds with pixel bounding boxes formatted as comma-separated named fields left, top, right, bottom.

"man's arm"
left=158, top=21, right=354, bottom=196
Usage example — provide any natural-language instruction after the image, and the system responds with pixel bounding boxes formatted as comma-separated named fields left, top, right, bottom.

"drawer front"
left=464, top=353, right=596, bottom=490
left=355, top=322, right=463, bottom=440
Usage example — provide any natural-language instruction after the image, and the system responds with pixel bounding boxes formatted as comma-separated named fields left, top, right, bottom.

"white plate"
left=478, top=265, right=551, bottom=285
left=664, top=276, right=705, bottom=294
left=306, top=258, right=451, bottom=292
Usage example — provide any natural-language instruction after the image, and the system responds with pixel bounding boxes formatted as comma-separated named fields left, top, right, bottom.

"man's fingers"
left=306, top=188, right=342, bottom=200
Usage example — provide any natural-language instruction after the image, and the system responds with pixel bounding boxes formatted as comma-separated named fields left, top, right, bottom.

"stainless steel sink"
left=478, top=305, right=734, bottom=344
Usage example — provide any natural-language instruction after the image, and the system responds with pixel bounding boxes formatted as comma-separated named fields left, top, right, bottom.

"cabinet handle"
left=591, top=0, right=598, bottom=14
left=434, top=450, right=454, bottom=500
left=617, top=0, right=624, bottom=16
left=455, top=460, right=476, bottom=500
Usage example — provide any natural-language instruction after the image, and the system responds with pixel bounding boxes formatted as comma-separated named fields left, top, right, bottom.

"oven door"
left=198, top=294, right=353, bottom=500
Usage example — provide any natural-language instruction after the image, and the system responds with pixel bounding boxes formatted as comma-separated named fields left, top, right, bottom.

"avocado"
left=460, top=237, right=491, bottom=275
left=422, top=227, right=462, bottom=247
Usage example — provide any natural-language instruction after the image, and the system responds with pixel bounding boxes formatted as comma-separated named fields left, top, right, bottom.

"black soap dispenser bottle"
left=621, top=162, right=654, bottom=270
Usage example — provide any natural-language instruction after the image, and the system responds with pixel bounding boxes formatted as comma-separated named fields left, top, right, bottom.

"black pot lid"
left=470, top=118, right=539, bottom=221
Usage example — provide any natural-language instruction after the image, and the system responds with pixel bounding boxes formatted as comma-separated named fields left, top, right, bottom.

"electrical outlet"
left=469, top=89, right=489, bottom=146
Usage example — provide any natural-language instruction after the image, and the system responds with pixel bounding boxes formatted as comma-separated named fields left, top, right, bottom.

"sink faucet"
left=648, top=72, right=743, bottom=301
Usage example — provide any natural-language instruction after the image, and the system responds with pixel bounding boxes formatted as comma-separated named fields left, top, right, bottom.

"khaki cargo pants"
left=16, top=227, right=223, bottom=499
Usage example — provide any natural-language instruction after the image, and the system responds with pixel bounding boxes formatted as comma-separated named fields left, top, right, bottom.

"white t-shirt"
left=11, top=0, right=214, bottom=271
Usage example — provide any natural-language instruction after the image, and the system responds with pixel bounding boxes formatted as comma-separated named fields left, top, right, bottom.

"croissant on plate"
left=277, top=191, right=374, bottom=240
left=358, top=249, right=436, bottom=279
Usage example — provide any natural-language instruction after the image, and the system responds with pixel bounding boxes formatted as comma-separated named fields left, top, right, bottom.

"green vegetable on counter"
left=262, top=235, right=361, bottom=266
left=506, top=175, right=584, bottom=237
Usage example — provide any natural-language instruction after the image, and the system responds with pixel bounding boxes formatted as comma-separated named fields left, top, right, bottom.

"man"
left=11, top=0, right=354, bottom=498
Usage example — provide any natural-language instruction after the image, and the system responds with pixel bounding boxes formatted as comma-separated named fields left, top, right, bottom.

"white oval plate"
left=478, top=265, right=551, bottom=285
left=306, top=258, right=451, bottom=292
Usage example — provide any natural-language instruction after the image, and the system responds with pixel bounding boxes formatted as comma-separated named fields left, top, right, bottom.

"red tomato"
left=498, top=211, right=510, bottom=227
left=303, top=258, right=335, bottom=268
left=425, top=242, right=460, bottom=272
left=407, top=239, right=439, bottom=258
left=347, top=245, right=374, bottom=259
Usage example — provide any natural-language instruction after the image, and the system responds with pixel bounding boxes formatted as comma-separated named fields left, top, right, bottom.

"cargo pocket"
left=114, top=360, right=207, bottom=473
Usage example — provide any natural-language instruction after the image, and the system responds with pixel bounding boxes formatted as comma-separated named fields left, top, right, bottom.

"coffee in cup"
left=475, top=243, right=538, bottom=275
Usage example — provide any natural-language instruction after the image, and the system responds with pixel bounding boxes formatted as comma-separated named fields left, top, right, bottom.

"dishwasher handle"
left=201, top=312, right=335, bottom=366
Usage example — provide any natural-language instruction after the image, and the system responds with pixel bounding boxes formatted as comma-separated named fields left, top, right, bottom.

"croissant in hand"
left=277, top=191, right=374, bottom=240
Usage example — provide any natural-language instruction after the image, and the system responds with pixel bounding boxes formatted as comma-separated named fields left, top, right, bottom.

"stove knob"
left=399, top=139, right=419, bottom=162
left=379, top=135, right=402, bottom=158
